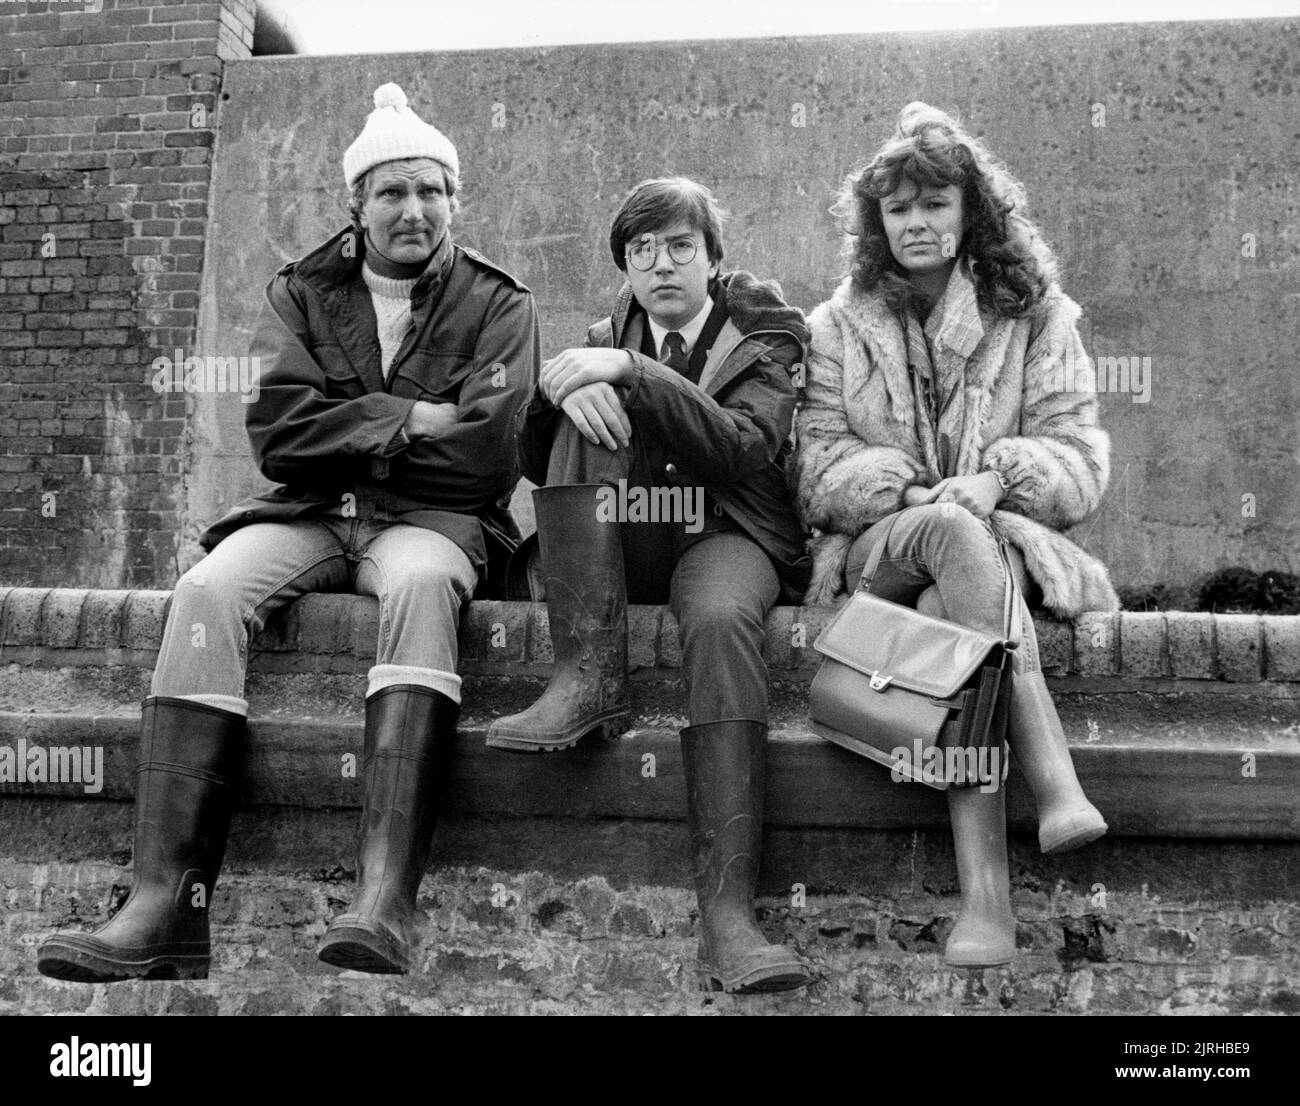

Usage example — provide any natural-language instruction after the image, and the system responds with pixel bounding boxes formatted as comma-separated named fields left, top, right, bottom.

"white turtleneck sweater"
left=362, top=263, right=419, bottom=379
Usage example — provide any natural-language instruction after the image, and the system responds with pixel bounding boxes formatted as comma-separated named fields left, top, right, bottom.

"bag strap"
left=857, top=511, right=902, bottom=593
left=858, top=509, right=1022, bottom=649
left=996, top=532, right=1022, bottom=650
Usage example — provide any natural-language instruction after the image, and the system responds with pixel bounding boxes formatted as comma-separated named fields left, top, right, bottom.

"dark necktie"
left=661, top=331, right=689, bottom=374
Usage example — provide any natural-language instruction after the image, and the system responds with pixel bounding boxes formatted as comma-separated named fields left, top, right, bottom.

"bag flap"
left=812, top=591, right=1003, bottom=699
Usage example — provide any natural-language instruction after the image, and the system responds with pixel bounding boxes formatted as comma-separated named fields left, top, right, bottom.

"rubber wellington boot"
left=486, top=484, right=630, bottom=752
left=683, top=720, right=813, bottom=994
left=1007, top=670, right=1107, bottom=854
left=944, top=784, right=1017, bottom=968
left=37, top=697, right=244, bottom=982
left=318, top=685, right=455, bottom=974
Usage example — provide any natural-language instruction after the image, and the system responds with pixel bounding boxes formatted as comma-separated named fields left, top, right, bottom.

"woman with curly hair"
left=796, top=103, right=1118, bottom=967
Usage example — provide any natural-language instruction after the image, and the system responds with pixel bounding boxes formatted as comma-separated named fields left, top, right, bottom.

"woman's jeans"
left=150, top=496, right=477, bottom=704
left=844, top=504, right=1040, bottom=674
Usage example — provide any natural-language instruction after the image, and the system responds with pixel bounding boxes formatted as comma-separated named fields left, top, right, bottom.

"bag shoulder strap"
left=858, top=510, right=1022, bottom=648
left=857, top=512, right=902, bottom=591
left=996, top=533, right=1022, bottom=650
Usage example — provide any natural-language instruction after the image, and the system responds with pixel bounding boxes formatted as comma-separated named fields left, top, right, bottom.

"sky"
left=258, top=0, right=1300, bottom=55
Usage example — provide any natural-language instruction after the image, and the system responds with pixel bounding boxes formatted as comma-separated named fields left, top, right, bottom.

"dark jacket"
left=517, top=270, right=812, bottom=597
left=201, top=227, right=539, bottom=592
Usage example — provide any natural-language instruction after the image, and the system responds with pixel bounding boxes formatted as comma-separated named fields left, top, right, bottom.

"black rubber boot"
left=682, top=720, right=813, bottom=994
left=486, top=484, right=630, bottom=752
left=317, top=685, right=456, bottom=974
left=36, top=697, right=244, bottom=982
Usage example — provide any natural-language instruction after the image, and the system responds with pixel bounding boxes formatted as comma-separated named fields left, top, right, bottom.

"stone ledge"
left=2, top=696, right=1297, bottom=839
left=2, top=587, right=1298, bottom=683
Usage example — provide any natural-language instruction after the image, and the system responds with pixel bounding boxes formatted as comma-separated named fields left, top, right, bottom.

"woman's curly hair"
left=832, top=102, right=1059, bottom=318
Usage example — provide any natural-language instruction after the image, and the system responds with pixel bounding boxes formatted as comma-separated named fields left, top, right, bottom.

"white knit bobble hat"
left=342, top=82, right=459, bottom=189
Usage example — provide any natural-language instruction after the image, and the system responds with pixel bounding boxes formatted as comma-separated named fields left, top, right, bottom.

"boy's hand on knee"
left=541, top=348, right=634, bottom=406
left=560, top=383, right=632, bottom=451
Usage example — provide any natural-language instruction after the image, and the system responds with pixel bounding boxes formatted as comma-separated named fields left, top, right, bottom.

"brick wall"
left=0, top=0, right=254, bottom=588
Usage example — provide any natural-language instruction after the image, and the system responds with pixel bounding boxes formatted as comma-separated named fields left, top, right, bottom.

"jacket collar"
left=283, top=227, right=456, bottom=393
left=289, top=225, right=455, bottom=301
left=608, top=270, right=809, bottom=395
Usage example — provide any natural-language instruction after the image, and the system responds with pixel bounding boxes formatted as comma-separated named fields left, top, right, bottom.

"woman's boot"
left=1007, top=670, right=1107, bottom=853
left=317, top=684, right=456, bottom=974
left=944, top=784, right=1017, bottom=968
left=682, top=720, right=813, bottom=993
left=36, top=697, right=244, bottom=982
left=486, top=484, right=630, bottom=752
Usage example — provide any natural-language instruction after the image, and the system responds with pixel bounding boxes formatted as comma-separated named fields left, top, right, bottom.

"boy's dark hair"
left=608, top=177, right=726, bottom=271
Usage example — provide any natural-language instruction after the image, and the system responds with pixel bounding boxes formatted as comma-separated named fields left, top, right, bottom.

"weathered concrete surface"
left=5, top=854, right=1298, bottom=1016
left=4, top=590, right=1298, bottom=839
left=191, top=20, right=1300, bottom=591
left=3, top=701, right=1299, bottom=839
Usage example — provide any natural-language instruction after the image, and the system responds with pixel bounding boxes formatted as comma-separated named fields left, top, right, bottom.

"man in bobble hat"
left=38, top=84, right=538, bottom=980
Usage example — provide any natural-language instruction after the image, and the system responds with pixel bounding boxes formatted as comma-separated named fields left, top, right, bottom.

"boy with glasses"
left=490, top=177, right=814, bottom=994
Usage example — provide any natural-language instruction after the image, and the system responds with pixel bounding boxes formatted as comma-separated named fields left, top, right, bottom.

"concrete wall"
left=191, top=19, right=1300, bottom=594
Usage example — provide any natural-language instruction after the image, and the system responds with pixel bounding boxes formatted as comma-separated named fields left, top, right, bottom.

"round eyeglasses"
left=625, top=235, right=699, bottom=271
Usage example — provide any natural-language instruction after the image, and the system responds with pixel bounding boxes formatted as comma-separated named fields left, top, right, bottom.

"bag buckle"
left=868, top=671, right=893, bottom=691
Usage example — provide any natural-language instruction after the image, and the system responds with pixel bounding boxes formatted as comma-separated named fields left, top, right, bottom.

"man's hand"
left=403, top=400, right=459, bottom=440
left=559, top=382, right=631, bottom=451
left=905, top=472, right=1002, bottom=519
left=541, top=348, right=634, bottom=406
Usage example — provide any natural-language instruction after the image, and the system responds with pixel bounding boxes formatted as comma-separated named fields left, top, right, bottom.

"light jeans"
left=844, top=504, right=1041, bottom=674
left=150, top=498, right=477, bottom=706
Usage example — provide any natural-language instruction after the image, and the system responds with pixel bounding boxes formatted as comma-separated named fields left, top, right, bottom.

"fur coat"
left=794, top=273, right=1119, bottom=618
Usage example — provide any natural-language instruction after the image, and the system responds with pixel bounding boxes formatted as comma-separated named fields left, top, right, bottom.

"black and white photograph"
left=0, top=0, right=1296, bottom=1058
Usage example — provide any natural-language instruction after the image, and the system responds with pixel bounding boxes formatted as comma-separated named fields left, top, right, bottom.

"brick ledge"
left=1, top=586, right=1297, bottom=683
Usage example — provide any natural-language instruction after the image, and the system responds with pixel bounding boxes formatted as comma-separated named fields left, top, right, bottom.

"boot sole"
left=944, top=915, right=1016, bottom=968
left=696, top=962, right=814, bottom=995
left=1040, top=815, right=1109, bottom=855
left=695, top=951, right=815, bottom=995
left=37, top=936, right=209, bottom=983
left=485, top=714, right=630, bottom=753
left=317, top=915, right=411, bottom=974
left=944, top=947, right=1014, bottom=969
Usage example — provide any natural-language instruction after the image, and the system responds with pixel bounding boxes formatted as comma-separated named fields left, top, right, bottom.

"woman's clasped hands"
left=902, top=471, right=1004, bottom=519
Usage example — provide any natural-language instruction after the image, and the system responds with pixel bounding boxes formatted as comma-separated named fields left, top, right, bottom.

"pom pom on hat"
left=372, top=82, right=408, bottom=111
left=342, top=82, right=459, bottom=189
